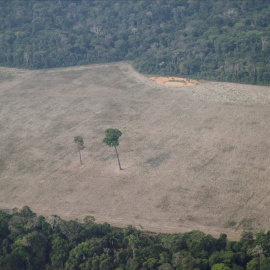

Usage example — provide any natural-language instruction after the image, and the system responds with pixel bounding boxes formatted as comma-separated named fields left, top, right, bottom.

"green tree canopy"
left=212, top=263, right=231, bottom=270
left=102, top=128, right=122, bottom=147
left=1, top=1, right=270, bottom=85
left=103, top=128, right=122, bottom=170
left=1, top=206, right=270, bottom=269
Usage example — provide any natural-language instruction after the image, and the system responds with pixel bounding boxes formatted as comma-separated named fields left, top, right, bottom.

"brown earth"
left=149, top=76, right=199, bottom=86
left=1, top=62, right=270, bottom=240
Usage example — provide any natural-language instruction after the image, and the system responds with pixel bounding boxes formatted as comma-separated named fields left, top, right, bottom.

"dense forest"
left=1, top=207, right=270, bottom=270
left=0, top=0, right=270, bottom=85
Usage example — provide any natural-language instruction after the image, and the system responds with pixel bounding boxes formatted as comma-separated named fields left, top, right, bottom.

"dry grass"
left=1, top=62, right=270, bottom=240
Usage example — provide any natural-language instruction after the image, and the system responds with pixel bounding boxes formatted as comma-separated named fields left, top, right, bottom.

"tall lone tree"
left=74, top=136, right=85, bottom=165
left=102, top=128, right=122, bottom=170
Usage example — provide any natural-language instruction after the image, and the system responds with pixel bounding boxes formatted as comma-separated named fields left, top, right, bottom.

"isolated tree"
left=74, top=136, right=85, bottom=165
left=102, top=128, right=122, bottom=170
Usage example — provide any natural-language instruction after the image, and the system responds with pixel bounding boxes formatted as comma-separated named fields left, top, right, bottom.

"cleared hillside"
left=1, top=62, right=270, bottom=239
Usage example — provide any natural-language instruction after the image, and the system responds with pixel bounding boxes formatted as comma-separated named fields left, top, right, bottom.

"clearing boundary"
left=1, top=62, right=270, bottom=240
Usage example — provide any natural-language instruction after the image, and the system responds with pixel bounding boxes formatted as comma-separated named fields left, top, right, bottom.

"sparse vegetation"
left=240, top=218, right=254, bottom=230
left=74, top=136, right=85, bottom=165
left=224, top=220, right=237, bottom=228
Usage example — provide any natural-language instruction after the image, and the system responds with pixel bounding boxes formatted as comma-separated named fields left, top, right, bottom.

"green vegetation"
left=0, top=1, right=270, bottom=85
left=103, top=128, right=122, bottom=170
left=74, top=136, right=85, bottom=165
left=1, top=207, right=270, bottom=269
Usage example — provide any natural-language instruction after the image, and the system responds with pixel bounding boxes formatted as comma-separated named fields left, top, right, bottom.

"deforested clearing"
left=1, top=62, right=270, bottom=240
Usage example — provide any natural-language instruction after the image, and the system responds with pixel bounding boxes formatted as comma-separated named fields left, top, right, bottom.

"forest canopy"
left=0, top=0, right=270, bottom=85
left=1, top=206, right=270, bottom=270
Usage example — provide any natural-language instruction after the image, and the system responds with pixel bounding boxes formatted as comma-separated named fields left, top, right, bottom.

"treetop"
left=102, top=128, right=122, bottom=147
left=74, top=136, right=85, bottom=151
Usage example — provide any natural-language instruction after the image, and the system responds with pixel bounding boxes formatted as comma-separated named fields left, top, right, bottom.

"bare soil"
left=149, top=76, right=199, bottom=86
left=1, top=62, right=270, bottom=240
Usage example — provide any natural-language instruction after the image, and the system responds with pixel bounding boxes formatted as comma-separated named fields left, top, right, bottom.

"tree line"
left=0, top=1, right=270, bottom=85
left=1, top=206, right=270, bottom=270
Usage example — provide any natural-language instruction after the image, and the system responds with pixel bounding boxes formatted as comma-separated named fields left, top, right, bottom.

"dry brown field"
left=1, top=62, right=270, bottom=240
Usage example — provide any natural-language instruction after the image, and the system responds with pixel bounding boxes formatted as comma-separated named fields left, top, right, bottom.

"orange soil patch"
left=149, top=76, right=200, bottom=86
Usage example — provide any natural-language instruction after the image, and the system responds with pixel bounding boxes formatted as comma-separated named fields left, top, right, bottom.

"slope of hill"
left=1, top=62, right=270, bottom=239
left=0, top=0, right=270, bottom=85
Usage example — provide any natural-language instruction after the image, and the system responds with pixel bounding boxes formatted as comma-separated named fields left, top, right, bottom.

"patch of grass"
left=239, top=218, right=254, bottom=230
left=156, top=195, right=170, bottom=211
left=224, top=220, right=237, bottom=228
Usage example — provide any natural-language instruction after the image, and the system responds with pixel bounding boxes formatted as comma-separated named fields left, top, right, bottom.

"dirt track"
left=1, top=62, right=270, bottom=240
